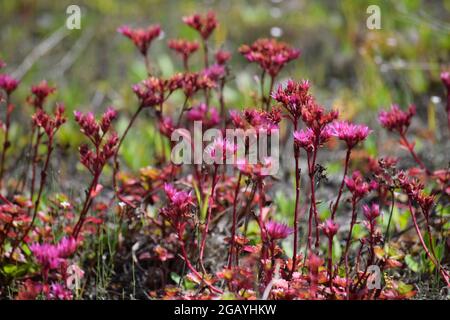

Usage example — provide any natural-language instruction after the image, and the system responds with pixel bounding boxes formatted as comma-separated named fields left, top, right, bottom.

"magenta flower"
left=164, top=183, right=193, bottom=209
left=183, top=11, right=218, bottom=40
left=344, top=171, right=373, bottom=199
left=265, top=221, right=293, bottom=240
left=320, top=219, right=339, bottom=238
left=441, top=71, right=450, bottom=90
left=187, top=103, right=220, bottom=127
left=328, top=121, right=371, bottom=149
left=215, top=50, right=231, bottom=65
left=30, top=237, right=77, bottom=270
left=0, top=73, right=19, bottom=95
left=293, top=126, right=331, bottom=153
left=0, top=60, right=5, bottom=68
left=202, top=64, right=226, bottom=81
left=273, top=79, right=311, bottom=119
left=117, top=24, right=161, bottom=56
left=132, top=77, right=167, bottom=108
left=378, top=104, right=416, bottom=134
left=29, top=80, right=56, bottom=108
left=48, top=283, right=73, bottom=300
left=239, top=39, right=300, bottom=77
left=362, top=203, right=380, bottom=222
left=168, top=39, right=199, bottom=66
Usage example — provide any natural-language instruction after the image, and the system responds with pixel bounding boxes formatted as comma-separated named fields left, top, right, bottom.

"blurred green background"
left=0, top=0, right=449, bottom=170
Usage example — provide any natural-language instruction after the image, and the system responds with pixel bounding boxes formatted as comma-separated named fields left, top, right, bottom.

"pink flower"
left=48, top=283, right=73, bottom=300
left=0, top=60, right=5, bottom=69
left=378, top=104, right=416, bottom=134
left=328, top=121, right=371, bottom=149
left=30, top=237, right=77, bottom=270
left=441, top=71, right=450, bottom=90
left=344, top=171, right=373, bottom=199
left=32, top=103, right=66, bottom=137
left=265, top=221, right=293, bottom=240
left=239, top=39, right=300, bottom=77
left=320, top=219, right=339, bottom=238
left=28, top=80, right=56, bottom=108
left=0, top=73, right=19, bottom=94
left=215, top=50, right=231, bottom=65
left=293, top=126, right=331, bottom=153
left=273, top=79, right=311, bottom=119
left=117, top=24, right=161, bottom=56
left=186, top=103, right=220, bottom=127
left=362, top=203, right=380, bottom=222
left=202, top=64, right=226, bottom=81
left=132, top=77, right=167, bottom=108
left=164, top=183, right=193, bottom=209
left=168, top=39, right=199, bottom=65
left=205, top=136, right=235, bottom=163
left=183, top=11, right=218, bottom=40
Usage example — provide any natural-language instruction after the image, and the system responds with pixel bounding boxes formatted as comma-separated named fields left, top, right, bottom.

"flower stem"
left=331, top=148, right=351, bottom=220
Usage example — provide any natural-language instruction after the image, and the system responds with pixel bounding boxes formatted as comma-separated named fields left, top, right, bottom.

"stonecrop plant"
left=0, top=10, right=448, bottom=300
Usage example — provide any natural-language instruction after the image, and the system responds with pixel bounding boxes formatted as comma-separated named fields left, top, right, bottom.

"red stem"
left=228, top=172, right=242, bottom=268
left=399, top=132, right=431, bottom=176
left=331, top=148, right=351, bottom=220
left=291, top=120, right=301, bottom=276
left=0, top=95, right=11, bottom=188
left=408, top=201, right=449, bottom=286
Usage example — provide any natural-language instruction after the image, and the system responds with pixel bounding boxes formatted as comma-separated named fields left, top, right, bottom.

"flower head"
left=169, top=72, right=215, bottom=98
left=345, top=171, right=374, bottom=199
left=273, top=79, right=311, bottom=119
left=186, top=103, right=219, bottom=127
left=328, top=121, right=371, bottom=149
left=441, top=71, right=450, bottom=90
left=30, top=237, right=77, bottom=270
left=163, top=183, right=193, bottom=212
left=239, top=38, right=300, bottom=77
left=32, top=103, right=66, bottom=137
left=0, top=73, right=19, bottom=95
left=28, top=80, right=56, bottom=108
left=215, top=50, right=231, bottom=65
left=293, top=126, right=331, bottom=153
left=378, top=104, right=416, bottom=134
left=265, top=221, right=293, bottom=240
left=132, top=77, right=167, bottom=108
left=0, top=60, right=5, bottom=69
left=320, top=219, right=339, bottom=238
left=168, top=39, right=199, bottom=66
left=117, top=24, right=161, bottom=56
left=362, top=203, right=380, bottom=222
left=183, top=11, right=218, bottom=40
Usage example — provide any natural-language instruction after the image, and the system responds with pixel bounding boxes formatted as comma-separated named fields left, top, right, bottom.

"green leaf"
left=405, top=254, right=421, bottom=273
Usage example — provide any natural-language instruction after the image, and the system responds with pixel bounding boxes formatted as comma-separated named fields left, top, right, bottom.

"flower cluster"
left=75, top=108, right=119, bottom=173
left=117, top=24, right=161, bottom=56
left=293, top=127, right=331, bottom=153
left=168, top=39, right=199, bottom=67
left=0, top=73, right=19, bottom=95
left=169, top=72, right=215, bottom=98
left=328, top=121, right=371, bottom=149
left=30, top=237, right=77, bottom=270
left=273, top=79, right=312, bottom=120
left=239, top=38, right=300, bottom=77
left=378, top=104, right=416, bottom=134
left=32, top=103, right=66, bottom=137
left=133, top=77, right=168, bottom=108
left=265, top=221, right=293, bottom=240
left=344, top=171, right=376, bottom=199
left=28, top=80, right=56, bottom=109
left=182, top=11, right=218, bottom=40
left=186, top=103, right=219, bottom=127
